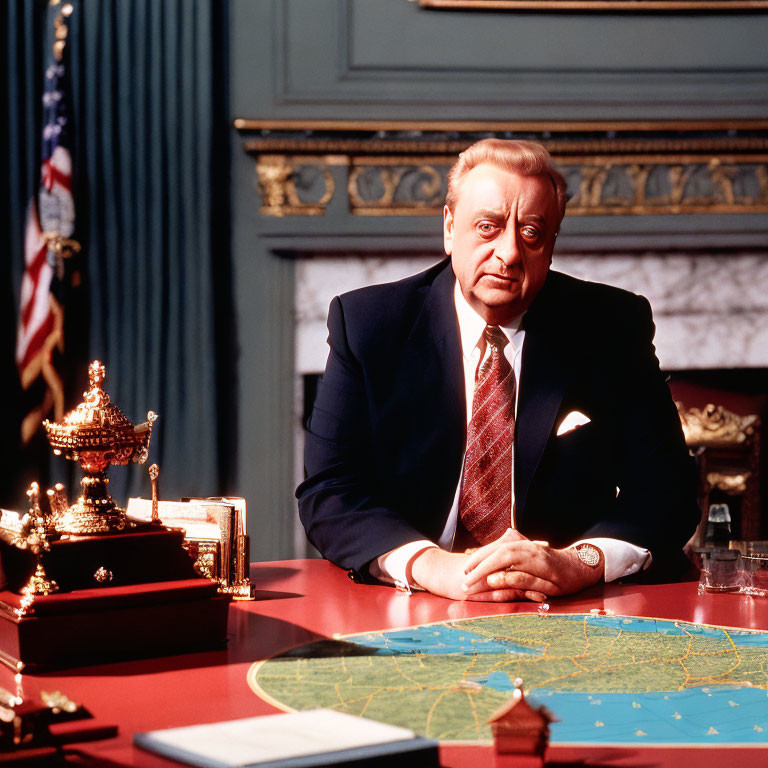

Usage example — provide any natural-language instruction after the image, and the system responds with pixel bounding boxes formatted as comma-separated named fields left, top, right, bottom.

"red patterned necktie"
left=455, top=325, right=516, bottom=550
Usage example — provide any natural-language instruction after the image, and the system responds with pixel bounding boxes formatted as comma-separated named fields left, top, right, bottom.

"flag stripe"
left=15, top=4, right=77, bottom=444
left=20, top=313, right=55, bottom=373
left=20, top=242, right=50, bottom=330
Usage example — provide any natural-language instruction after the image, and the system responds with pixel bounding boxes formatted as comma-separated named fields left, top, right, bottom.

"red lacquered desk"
left=28, top=560, right=768, bottom=767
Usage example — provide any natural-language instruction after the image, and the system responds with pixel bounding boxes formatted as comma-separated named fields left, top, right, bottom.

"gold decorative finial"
left=88, top=360, right=106, bottom=389
left=17, top=484, right=59, bottom=612
left=149, top=464, right=160, bottom=524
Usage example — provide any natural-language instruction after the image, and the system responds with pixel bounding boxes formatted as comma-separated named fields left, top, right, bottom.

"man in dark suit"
left=297, top=139, right=698, bottom=602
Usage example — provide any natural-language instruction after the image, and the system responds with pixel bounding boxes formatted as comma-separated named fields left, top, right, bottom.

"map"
left=248, top=613, right=768, bottom=745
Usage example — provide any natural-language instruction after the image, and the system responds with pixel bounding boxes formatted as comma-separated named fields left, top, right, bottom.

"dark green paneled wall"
left=229, top=0, right=768, bottom=559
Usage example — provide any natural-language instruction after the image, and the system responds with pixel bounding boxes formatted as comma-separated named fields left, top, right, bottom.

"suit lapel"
left=405, top=260, right=465, bottom=421
left=515, top=277, right=569, bottom=517
left=402, top=262, right=466, bottom=475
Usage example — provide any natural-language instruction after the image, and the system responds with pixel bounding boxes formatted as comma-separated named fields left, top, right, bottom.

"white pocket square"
left=556, top=410, right=591, bottom=436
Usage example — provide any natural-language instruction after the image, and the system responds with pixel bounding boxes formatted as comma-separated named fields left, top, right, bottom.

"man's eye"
left=477, top=222, right=498, bottom=235
left=520, top=226, right=541, bottom=241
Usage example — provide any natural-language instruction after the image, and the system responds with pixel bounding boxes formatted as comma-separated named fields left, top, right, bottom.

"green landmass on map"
left=251, top=614, right=768, bottom=743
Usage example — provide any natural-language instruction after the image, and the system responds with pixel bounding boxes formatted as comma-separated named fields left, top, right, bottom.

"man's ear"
left=443, top=205, right=454, bottom=256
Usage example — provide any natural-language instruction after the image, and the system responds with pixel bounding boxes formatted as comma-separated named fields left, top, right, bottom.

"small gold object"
left=40, top=690, right=77, bottom=714
left=93, top=567, right=113, bottom=584
left=676, top=402, right=758, bottom=446
left=706, top=471, right=751, bottom=495
left=45, top=483, right=68, bottom=534
left=43, top=360, right=157, bottom=535
left=16, top=484, right=59, bottom=611
left=149, top=464, right=160, bottom=524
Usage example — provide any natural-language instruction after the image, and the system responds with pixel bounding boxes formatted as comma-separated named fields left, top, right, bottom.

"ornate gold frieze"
left=239, top=121, right=768, bottom=217
left=256, top=154, right=337, bottom=217
left=348, top=159, right=445, bottom=216
left=676, top=402, right=759, bottom=446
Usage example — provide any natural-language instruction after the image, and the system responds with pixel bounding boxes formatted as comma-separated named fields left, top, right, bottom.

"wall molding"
left=237, top=120, right=768, bottom=218
left=419, top=0, right=768, bottom=11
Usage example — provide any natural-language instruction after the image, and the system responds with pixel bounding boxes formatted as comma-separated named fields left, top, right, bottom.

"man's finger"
left=462, top=541, right=544, bottom=588
left=484, top=568, right=558, bottom=595
left=466, top=588, right=527, bottom=602
left=462, top=528, right=529, bottom=574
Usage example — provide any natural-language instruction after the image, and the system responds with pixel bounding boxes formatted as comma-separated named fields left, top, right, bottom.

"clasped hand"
left=409, top=529, right=604, bottom=603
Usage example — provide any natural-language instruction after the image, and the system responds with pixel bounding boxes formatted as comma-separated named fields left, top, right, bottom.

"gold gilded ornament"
left=43, top=360, right=157, bottom=535
left=15, top=484, right=59, bottom=615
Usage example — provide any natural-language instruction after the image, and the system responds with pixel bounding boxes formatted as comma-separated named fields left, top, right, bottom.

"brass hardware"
left=93, top=567, right=113, bottom=584
left=149, top=464, right=160, bottom=524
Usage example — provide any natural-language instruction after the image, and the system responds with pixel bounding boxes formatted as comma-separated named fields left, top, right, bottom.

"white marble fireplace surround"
left=292, top=250, right=768, bottom=556
left=296, top=251, right=768, bottom=375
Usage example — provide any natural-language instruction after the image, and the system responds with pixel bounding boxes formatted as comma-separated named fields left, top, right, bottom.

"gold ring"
left=505, top=566, right=515, bottom=573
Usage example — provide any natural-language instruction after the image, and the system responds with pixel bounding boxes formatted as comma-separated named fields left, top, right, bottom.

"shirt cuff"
left=572, top=537, right=652, bottom=582
left=369, top=540, right=439, bottom=594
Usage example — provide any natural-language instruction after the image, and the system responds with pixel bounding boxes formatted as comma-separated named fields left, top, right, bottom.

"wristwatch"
left=575, top=543, right=604, bottom=569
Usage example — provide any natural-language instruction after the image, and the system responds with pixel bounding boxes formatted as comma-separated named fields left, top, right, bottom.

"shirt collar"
left=453, top=279, right=524, bottom=360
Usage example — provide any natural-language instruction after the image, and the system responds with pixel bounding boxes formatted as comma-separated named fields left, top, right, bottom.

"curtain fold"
left=6, top=0, right=224, bottom=505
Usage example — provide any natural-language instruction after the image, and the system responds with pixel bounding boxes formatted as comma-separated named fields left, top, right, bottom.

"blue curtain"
left=3, top=0, right=230, bottom=506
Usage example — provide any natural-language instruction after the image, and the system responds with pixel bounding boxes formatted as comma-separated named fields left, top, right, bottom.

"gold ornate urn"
left=43, top=360, right=157, bottom=535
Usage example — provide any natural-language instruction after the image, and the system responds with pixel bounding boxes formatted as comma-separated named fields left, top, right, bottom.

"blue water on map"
left=345, top=615, right=768, bottom=744
left=558, top=615, right=768, bottom=646
left=528, top=687, right=768, bottom=744
left=353, top=625, right=542, bottom=656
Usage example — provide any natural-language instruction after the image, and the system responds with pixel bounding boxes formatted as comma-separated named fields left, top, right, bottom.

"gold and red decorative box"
left=0, top=362, right=230, bottom=671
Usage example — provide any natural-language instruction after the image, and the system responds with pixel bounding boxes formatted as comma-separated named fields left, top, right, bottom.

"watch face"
left=577, top=545, right=601, bottom=567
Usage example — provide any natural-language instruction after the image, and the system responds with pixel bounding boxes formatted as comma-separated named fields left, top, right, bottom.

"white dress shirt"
left=370, top=280, right=651, bottom=591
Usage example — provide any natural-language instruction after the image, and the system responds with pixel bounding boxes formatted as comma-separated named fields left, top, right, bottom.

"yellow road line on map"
left=358, top=693, right=375, bottom=717
left=677, top=623, right=694, bottom=662
left=606, top=627, right=623, bottom=657
left=425, top=688, right=452, bottom=737
left=721, top=630, right=742, bottom=676
left=582, top=616, right=592, bottom=654
left=392, top=655, right=425, bottom=691
left=465, top=690, right=482, bottom=738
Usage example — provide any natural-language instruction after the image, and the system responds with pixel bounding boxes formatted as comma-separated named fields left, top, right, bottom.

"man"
left=297, top=138, right=697, bottom=602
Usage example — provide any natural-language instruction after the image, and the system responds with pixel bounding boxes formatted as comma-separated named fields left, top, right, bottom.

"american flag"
left=16, top=1, right=78, bottom=445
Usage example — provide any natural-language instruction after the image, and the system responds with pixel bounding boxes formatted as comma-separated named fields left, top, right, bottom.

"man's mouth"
left=482, top=273, right=518, bottom=284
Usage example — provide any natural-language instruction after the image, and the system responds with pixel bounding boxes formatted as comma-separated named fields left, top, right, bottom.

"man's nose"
left=494, top=227, right=521, bottom=266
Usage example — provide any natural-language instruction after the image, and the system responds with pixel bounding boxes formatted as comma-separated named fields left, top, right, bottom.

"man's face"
left=444, top=163, right=560, bottom=325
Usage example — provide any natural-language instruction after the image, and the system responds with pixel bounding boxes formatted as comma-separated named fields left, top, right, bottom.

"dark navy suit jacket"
left=297, top=259, right=698, bottom=582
